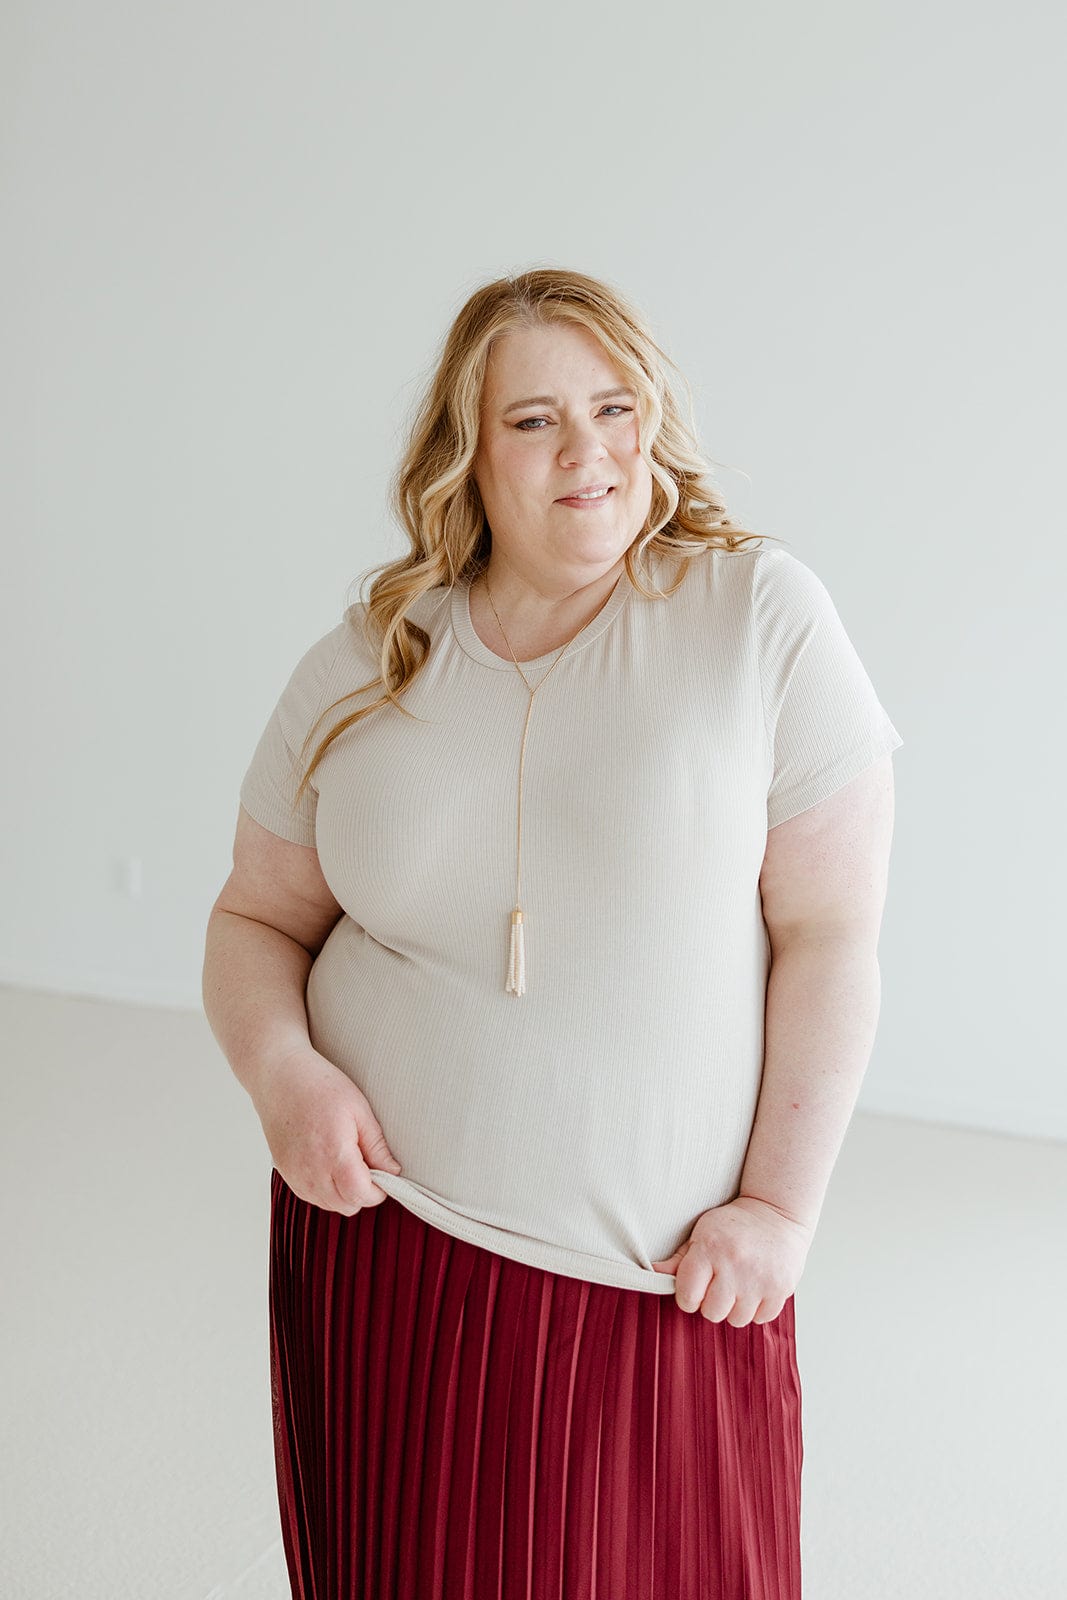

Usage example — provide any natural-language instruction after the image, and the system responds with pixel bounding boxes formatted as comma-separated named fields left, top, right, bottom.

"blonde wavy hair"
left=293, top=266, right=779, bottom=808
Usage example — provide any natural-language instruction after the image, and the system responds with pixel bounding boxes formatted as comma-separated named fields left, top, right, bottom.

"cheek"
left=496, top=438, right=533, bottom=472
left=621, top=425, right=646, bottom=467
left=503, top=451, right=551, bottom=496
left=624, top=444, right=652, bottom=490
left=484, top=448, right=532, bottom=500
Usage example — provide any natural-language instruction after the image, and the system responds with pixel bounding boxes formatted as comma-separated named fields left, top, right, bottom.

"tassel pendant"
left=507, top=907, right=526, bottom=996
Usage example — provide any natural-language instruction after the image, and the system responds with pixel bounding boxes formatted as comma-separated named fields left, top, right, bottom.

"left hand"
left=650, top=1196, right=814, bottom=1326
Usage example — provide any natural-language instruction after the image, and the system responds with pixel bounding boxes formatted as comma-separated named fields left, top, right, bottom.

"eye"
left=513, top=406, right=633, bottom=432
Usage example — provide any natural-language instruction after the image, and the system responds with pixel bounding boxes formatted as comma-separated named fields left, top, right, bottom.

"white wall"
left=3, top=0, right=1064, bottom=1138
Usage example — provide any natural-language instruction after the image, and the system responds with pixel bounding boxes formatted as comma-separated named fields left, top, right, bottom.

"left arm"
left=736, top=933, right=881, bottom=1228
left=650, top=754, right=898, bottom=1322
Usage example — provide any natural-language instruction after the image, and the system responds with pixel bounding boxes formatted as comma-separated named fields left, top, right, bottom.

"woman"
left=203, top=267, right=902, bottom=1599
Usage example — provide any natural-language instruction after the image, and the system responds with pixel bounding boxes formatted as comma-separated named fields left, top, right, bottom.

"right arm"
left=201, top=804, right=403, bottom=1212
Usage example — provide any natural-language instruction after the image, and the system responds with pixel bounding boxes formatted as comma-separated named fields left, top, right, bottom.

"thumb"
left=358, top=1119, right=403, bottom=1173
left=650, top=1249, right=684, bottom=1274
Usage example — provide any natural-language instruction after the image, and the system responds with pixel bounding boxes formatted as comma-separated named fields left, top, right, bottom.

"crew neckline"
left=450, top=561, right=642, bottom=673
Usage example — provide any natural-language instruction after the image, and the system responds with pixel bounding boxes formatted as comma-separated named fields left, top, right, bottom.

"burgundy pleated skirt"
left=268, top=1169, right=803, bottom=1600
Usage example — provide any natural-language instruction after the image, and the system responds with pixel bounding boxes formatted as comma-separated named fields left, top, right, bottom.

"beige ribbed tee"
left=238, top=544, right=903, bottom=1294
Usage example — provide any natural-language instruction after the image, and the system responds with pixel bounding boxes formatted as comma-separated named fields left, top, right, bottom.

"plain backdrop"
left=4, top=0, right=1064, bottom=1140
left=2, top=2, right=1064, bottom=1597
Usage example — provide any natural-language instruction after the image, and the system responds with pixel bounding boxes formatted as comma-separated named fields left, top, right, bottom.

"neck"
left=470, top=555, right=629, bottom=665
left=480, top=554, right=627, bottom=615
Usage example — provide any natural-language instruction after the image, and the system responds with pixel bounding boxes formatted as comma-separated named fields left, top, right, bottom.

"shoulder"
left=343, top=584, right=452, bottom=646
left=733, top=546, right=846, bottom=638
left=649, top=546, right=852, bottom=674
left=653, top=540, right=813, bottom=612
left=284, top=615, right=363, bottom=691
left=265, top=609, right=381, bottom=716
left=748, top=544, right=830, bottom=599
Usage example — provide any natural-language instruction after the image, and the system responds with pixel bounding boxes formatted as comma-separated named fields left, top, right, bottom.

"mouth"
left=555, top=485, right=616, bottom=505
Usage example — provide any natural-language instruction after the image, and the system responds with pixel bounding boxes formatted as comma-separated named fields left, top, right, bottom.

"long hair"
left=293, top=267, right=776, bottom=807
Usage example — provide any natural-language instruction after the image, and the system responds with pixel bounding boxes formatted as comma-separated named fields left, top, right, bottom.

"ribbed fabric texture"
left=269, top=1174, right=804, bottom=1600
left=239, top=543, right=903, bottom=1293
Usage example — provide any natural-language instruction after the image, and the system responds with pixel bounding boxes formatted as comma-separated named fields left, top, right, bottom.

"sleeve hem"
left=237, top=792, right=317, bottom=847
left=767, top=726, right=903, bottom=830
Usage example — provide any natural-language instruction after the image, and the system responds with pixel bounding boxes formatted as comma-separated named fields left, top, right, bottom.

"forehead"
left=482, top=322, right=621, bottom=398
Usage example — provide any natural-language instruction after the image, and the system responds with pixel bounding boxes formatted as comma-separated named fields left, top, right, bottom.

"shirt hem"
left=366, top=1171, right=679, bottom=1295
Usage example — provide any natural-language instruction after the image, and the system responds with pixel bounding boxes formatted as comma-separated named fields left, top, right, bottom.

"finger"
left=360, top=1125, right=403, bottom=1173
left=331, top=1158, right=382, bottom=1212
left=725, top=1295, right=763, bottom=1328
left=698, top=1276, right=738, bottom=1324
left=328, top=1172, right=363, bottom=1214
left=676, top=1265, right=713, bottom=1315
left=752, top=1296, right=787, bottom=1325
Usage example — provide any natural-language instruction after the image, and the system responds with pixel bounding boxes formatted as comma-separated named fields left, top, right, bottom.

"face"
left=471, top=321, right=654, bottom=589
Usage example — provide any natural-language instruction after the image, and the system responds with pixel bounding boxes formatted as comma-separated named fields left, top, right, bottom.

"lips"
left=556, top=485, right=616, bottom=502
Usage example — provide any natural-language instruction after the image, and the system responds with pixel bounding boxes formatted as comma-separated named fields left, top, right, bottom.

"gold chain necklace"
left=481, top=570, right=587, bottom=996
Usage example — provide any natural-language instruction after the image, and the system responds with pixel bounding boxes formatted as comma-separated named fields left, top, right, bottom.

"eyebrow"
left=500, top=386, right=637, bottom=417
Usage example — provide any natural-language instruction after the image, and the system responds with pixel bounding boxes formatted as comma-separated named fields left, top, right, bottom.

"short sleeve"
left=238, top=622, right=349, bottom=845
left=753, top=549, right=903, bottom=829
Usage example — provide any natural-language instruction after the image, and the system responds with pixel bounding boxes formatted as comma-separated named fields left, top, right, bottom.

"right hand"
left=252, top=1044, right=404, bottom=1215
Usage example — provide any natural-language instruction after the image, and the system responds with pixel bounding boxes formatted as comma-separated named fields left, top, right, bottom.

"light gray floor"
left=2, top=983, right=1063, bottom=1599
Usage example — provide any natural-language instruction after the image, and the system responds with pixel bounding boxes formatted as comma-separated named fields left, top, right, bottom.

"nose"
left=557, top=416, right=609, bottom=467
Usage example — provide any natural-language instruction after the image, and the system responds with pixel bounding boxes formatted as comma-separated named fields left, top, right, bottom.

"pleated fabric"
left=268, top=1170, right=803, bottom=1600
